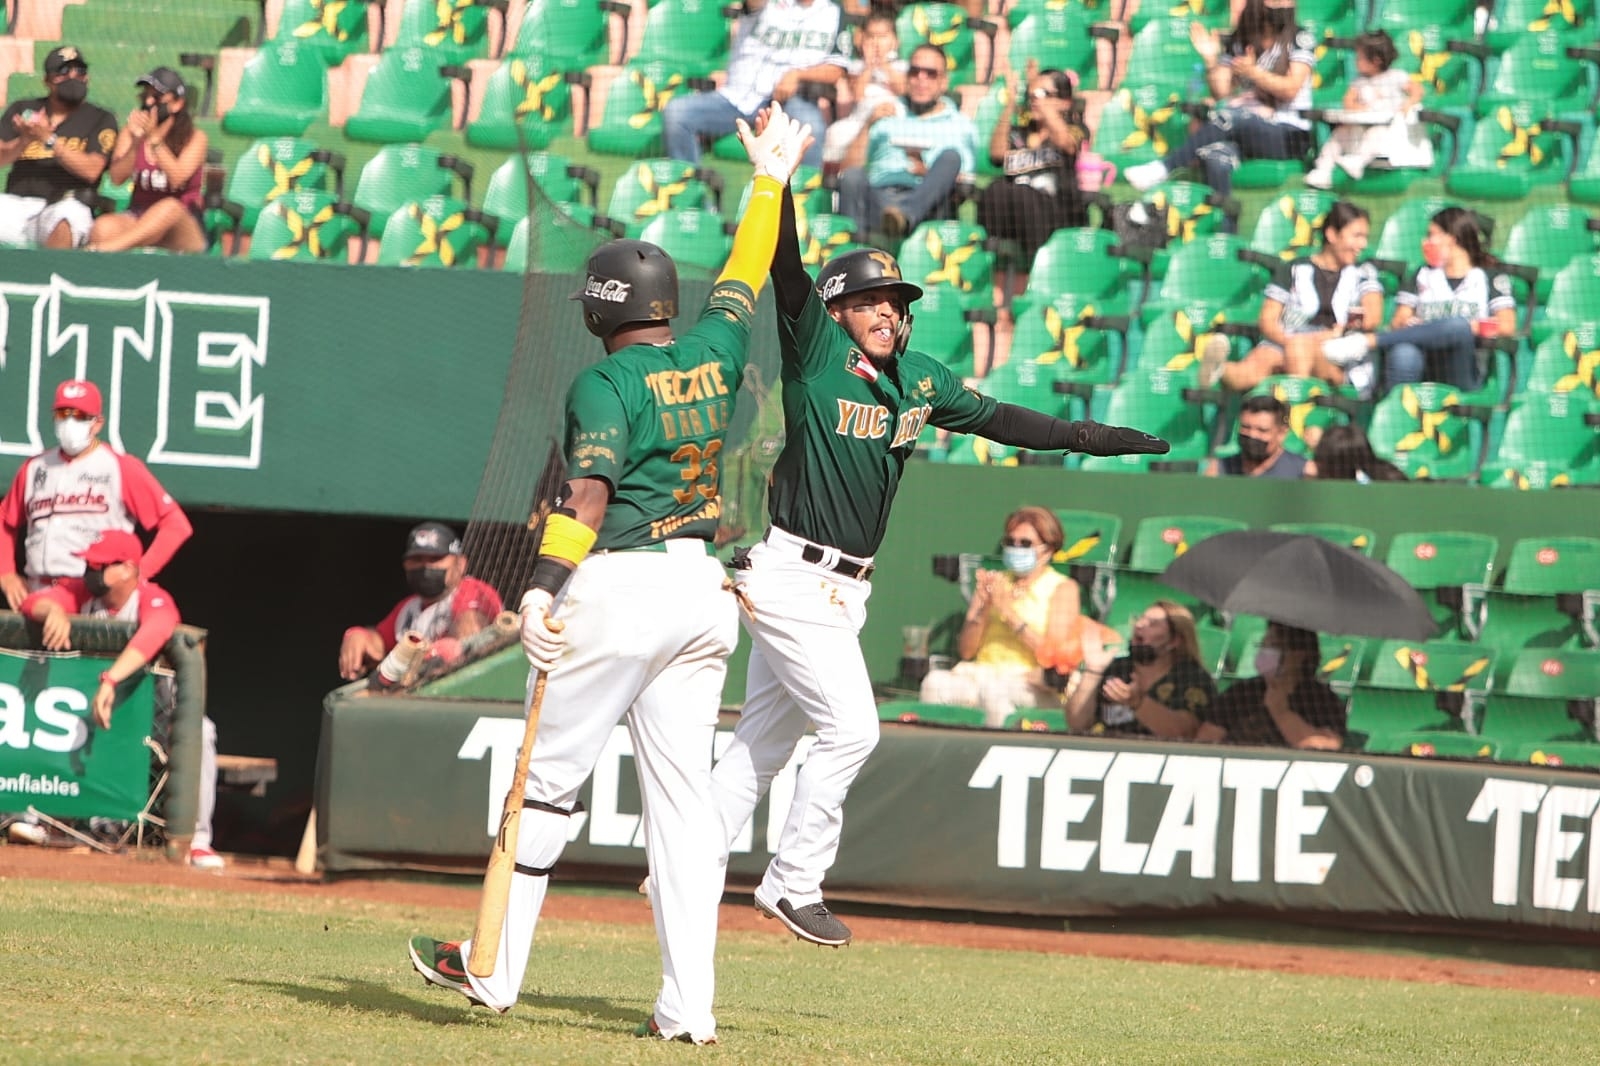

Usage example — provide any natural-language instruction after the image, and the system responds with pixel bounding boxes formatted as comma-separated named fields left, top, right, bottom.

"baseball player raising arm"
left=407, top=105, right=814, bottom=1045
left=710, top=148, right=1169, bottom=947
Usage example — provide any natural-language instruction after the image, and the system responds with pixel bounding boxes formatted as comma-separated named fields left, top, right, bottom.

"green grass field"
left=5, top=878, right=1596, bottom=1065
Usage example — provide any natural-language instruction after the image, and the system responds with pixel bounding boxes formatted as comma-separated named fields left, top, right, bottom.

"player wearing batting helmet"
left=706, top=164, right=1171, bottom=947
left=408, top=102, right=818, bottom=1045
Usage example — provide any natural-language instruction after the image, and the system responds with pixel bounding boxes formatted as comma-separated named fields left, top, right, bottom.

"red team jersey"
left=21, top=577, right=181, bottom=663
left=0, top=444, right=191, bottom=581
left=374, top=576, right=503, bottom=650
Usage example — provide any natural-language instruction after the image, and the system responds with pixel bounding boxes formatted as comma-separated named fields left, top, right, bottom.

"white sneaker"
left=1344, top=355, right=1376, bottom=400
left=189, top=846, right=226, bottom=870
left=1305, top=165, right=1334, bottom=190
left=1125, top=160, right=1169, bottom=193
left=8, top=821, right=47, bottom=845
left=1336, top=154, right=1367, bottom=180
left=1322, top=331, right=1372, bottom=368
left=1200, top=334, right=1230, bottom=387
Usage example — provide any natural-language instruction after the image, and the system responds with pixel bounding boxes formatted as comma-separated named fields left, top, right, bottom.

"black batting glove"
left=1064, top=420, right=1171, bottom=457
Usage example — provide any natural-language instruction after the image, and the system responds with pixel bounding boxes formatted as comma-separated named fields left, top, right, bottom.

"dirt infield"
left=6, top=844, right=1597, bottom=999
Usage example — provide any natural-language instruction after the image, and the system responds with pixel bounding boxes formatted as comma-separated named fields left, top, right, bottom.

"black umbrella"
left=1159, top=530, right=1438, bottom=640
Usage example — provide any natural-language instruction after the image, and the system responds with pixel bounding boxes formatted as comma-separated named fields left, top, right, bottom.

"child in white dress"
left=1306, top=31, right=1426, bottom=188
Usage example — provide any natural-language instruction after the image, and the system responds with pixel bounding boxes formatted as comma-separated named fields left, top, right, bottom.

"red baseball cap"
left=54, top=379, right=102, bottom=418
left=75, top=530, right=143, bottom=567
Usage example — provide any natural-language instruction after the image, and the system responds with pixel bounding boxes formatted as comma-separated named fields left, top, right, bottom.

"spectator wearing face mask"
left=1196, top=622, right=1345, bottom=749
left=88, top=66, right=208, bottom=253
left=0, top=379, right=192, bottom=611
left=0, top=45, right=118, bottom=248
left=1207, top=394, right=1307, bottom=478
left=1065, top=601, right=1216, bottom=739
left=337, top=522, right=503, bottom=682
left=920, top=506, right=1121, bottom=727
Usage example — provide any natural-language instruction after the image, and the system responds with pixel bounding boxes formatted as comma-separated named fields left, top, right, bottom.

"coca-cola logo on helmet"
left=583, top=277, right=631, bottom=303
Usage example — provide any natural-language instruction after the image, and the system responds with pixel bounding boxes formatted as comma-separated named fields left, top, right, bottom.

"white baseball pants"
left=460, top=543, right=736, bottom=1043
left=711, top=528, right=878, bottom=908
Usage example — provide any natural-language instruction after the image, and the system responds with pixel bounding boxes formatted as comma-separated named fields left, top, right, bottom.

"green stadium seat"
left=1136, top=183, right=1240, bottom=284
left=481, top=152, right=600, bottom=246
left=1012, top=227, right=1142, bottom=319
left=1078, top=367, right=1214, bottom=475
left=247, top=188, right=368, bottom=261
left=1002, top=708, right=1068, bottom=732
left=392, top=0, right=494, bottom=64
left=1382, top=530, right=1498, bottom=640
left=631, top=0, right=732, bottom=80
left=587, top=60, right=689, bottom=157
left=1004, top=0, right=1117, bottom=30
left=270, top=0, right=372, bottom=64
left=501, top=203, right=611, bottom=273
left=1476, top=537, right=1600, bottom=683
left=1127, top=0, right=1231, bottom=33
left=1499, top=205, right=1598, bottom=305
left=1444, top=101, right=1582, bottom=201
left=218, top=138, right=342, bottom=233
left=1366, top=383, right=1485, bottom=483
left=1519, top=325, right=1600, bottom=400
left=1346, top=639, right=1495, bottom=746
left=1479, top=390, right=1600, bottom=490
left=1486, top=648, right=1600, bottom=745
left=1504, top=738, right=1600, bottom=770
left=1484, top=0, right=1594, bottom=49
left=1226, top=632, right=1365, bottom=694
left=896, top=2, right=997, bottom=89
left=941, top=433, right=1020, bottom=466
left=223, top=41, right=329, bottom=137
left=1268, top=523, right=1377, bottom=558
left=800, top=213, right=861, bottom=267
left=1098, top=513, right=1247, bottom=628
left=62, top=4, right=254, bottom=54
left=1107, top=16, right=1204, bottom=98
left=1475, top=29, right=1598, bottom=114
left=636, top=208, right=731, bottom=273
left=351, top=144, right=472, bottom=239
left=1006, top=8, right=1111, bottom=91
left=1004, top=292, right=1126, bottom=397
left=343, top=46, right=460, bottom=144
left=1249, top=190, right=1341, bottom=261
left=1139, top=233, right=1264, bottom=325
left=466, top=57, right=581, bottom=151
left=875, top=700, right=987, bottom=727
left=1094, top=85, right=1190, bottom=174
left=1194, top=620, right=1232, bottom=676
left=1365, top=731, right=1501, bottom=760
left=1133, top=305, right=1229, bottom=373
left=605, top=158, right=720, bottom=238
left=376, top=195, right=495, bottom=268
left=1050, top=508, right=1122, bottom=574
left=1537, top=254, right=1600, bottom=344
left=896, top=220, right=996, bottom=312
left=1571, top=129, right=1600, bottom=205
left=509, top=0, right=623, bottom=70
left=909, top=281, right=991, bottom=377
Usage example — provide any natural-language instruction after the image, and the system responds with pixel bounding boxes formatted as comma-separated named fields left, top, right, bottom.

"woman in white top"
left=1125, top=0, right=1314, bottom=199
left=1323, top=206, right=1518, bottom=392
left=1208, top=200, right=1384, bottom=393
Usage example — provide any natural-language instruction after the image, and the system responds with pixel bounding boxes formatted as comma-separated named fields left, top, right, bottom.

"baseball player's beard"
left=844, top=321, right=899, bottom=364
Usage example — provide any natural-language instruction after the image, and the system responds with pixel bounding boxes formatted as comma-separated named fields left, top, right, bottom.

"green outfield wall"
left=316, top=694, right=1600, bottom=937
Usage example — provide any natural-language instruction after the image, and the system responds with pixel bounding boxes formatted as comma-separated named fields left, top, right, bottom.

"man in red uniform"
left=0, top=379, right=192, bottom=609
left=21, top=529, right=224, bottom=869
left=338, top=521, right=503, bottom=681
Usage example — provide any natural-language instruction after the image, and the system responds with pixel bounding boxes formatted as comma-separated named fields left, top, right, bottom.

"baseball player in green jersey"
left=711, top=161, right=1170, bottom=947
left=408, top=105, right=815, bottom=1043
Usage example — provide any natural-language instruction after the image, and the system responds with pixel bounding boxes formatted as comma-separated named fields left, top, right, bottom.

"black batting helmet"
left=815, top=248, right=923, bottom=308
left=571, top=239, right=680, bottom=339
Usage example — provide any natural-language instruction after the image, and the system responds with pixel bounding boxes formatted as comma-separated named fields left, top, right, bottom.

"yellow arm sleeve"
left=716, top=174, right=784, bottom=298
left=539, top=512, right=598, bottom=565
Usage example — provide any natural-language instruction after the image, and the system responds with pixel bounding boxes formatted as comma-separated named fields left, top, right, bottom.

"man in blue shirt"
left=836, top=43, right=976, bottom=240
left=1209, top=394, right=1308, bottom=479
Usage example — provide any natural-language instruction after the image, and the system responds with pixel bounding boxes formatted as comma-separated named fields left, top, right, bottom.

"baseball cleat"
left=407, top=936, right=509, bottom=1014
left=753, top=886, right=852, bottom=947
left=634, top=1016, right=717, bottom=1045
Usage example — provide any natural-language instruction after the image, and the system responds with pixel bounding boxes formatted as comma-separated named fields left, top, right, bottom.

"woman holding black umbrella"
left=1065, top=602, right=1216, bottom=740
left=1195, top=623, right=1346, bottom=750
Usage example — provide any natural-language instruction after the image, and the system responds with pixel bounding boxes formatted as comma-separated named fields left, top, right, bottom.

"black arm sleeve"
left=977, top=403, right=1171, bottom=456
left=771, top=186, right=811, bottom=320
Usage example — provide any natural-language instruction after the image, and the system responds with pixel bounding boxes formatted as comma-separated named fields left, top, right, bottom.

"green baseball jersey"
left=767, top=289, right=996, bottom=558
left=564, top=281, right=756, bottom=551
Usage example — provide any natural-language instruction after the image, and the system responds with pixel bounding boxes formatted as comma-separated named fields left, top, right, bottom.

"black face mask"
left=54, top=78, right=88, bottom=105
left=1265, top=6, right=1294, bottom=31
left=83, top=566, right=110, bottom=598
left=406, top=566, right=449, bottom=600
left=1129, top=643, right=1162, bottom=665
left=1237, top=434, right=1273, bottom=462
left=147, top=102, right=171, bottom=123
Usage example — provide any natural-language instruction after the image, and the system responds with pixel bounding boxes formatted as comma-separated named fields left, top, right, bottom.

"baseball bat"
left=293, top=807, right=318, bottom=876
left=467, top=621, right=563, bottom=979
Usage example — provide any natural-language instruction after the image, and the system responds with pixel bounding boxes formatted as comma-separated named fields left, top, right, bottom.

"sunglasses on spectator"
left=1031, top=88, right=1057, bottom=100
left=908, top=65, right=944, bottom=79
left=1002, top=536, right=1038, bottom=548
